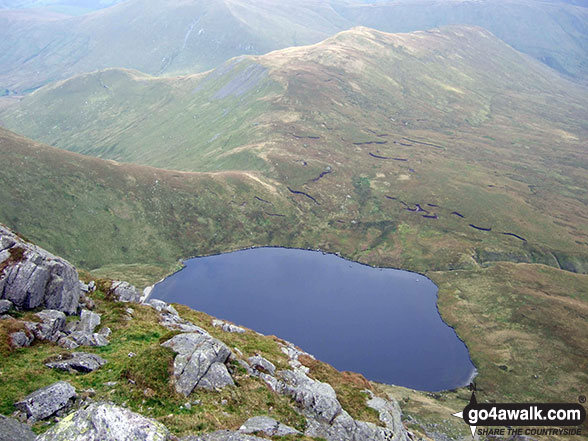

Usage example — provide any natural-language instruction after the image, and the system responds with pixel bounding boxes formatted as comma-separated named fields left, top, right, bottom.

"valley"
left=0, top=3, right=587, bottom=439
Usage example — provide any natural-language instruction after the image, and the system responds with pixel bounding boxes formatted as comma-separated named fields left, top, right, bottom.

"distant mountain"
left=335, top=0, right=588, bottom=81
left=0, top=0, right=123, bottom=15
left=0, top=0, right=586, bottom=94
left=3, top=26, right=587, bottom=275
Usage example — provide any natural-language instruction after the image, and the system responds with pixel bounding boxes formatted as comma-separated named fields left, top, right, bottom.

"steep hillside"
left=3, top=26, right=587, bottom=273
left=0, top=127, right=301, bottom=285
left=1, top=129, right=587, bottom=439
left=0, top=0, right=586, bottom=94
left=0, top=0, right=350, bottom=94
left=337, top=0, right=588, bottom=80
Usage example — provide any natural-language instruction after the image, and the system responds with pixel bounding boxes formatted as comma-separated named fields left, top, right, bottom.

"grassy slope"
left=0, top=127, right=303, bottom=285
left=4, top=26, right=587, bottom=272
left=1, top=27, right=587, bottom=439
left=0, top=0, right=586, bottom=94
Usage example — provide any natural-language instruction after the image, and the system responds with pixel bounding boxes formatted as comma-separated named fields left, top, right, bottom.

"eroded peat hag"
left=151, top=247, right=476, bottom=391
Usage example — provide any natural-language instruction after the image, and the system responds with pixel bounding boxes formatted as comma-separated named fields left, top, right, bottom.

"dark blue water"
left=150, top=247, right=475, bottom=391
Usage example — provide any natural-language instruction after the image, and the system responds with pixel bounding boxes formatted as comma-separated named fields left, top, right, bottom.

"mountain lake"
left=150, top=247, right=476, bottom=391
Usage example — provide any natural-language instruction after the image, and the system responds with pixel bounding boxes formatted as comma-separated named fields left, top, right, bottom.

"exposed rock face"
left=36, top=402, right=173, bottom=441
left=14, top=381, right=76, bottom=422
left=182, top=431, right=267, bottom=441
left=9, top=330, right=33, bottom=348
left=75, top=309, right=101, bottom=333
left=258, top=340, right=410, bottom=441
left=0, top=415, right=36, bottom=441
left=247, top=355, right=276, bottom=376
left=28, top=309, right=66, bottom=341
left=0, top=226, right=80, bottom=314
left=161, top=333, right=234, bottom=396
left=46, top=352, right=107, bottom=373
left=67, top=331, right=109, bottom=347
left=239, top=415, right=300, bottom=436
left=366, top=391, right=406, bottom=440
left=212, top=319, right=245, bottom=334
left=160, top=310, right=208, bottom=333
left=111, top=281, right=142, bottom=303
left=147, top=299, right=178, bottom=315
left=196, top=362, right=235, bottom=390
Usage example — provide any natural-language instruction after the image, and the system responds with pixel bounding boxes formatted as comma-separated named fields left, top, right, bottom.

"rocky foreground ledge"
left=0, top=225, right=418, bottom=441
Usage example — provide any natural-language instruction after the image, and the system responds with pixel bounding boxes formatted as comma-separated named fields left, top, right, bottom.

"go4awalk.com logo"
left=452, top=385, right=586, bottom=438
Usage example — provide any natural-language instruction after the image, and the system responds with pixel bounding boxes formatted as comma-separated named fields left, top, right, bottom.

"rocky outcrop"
left=0, top=299, right=13, bottom=314
left=0, top=415, right=36, bottom=441
left=36, top=402, right=173, bottom=441
left=239, top=415, right=300, bottom=436
left=0, top=225, right=80, bottom=314
left=212, top=319, right=245, bottom=334
left=247, top=355, right=276, bottom=376
left=161, top=333, right=234, bottom=396
left=366, top=390, right=407, bottom=440
left=27, top=309, right=66, bottom=342
left=182, top=431, right=267, bottom=441
left=46, top=352, right=107, bottom=373
left=257, top=341, right=410, bottom=441
left=147, top=299, right=178, bottom=315
left=110, top=281, right=142, bottom=303
left=14, top=381, right=76, bottom=422
left=74, top=309, right=101, bottom=333
left=9, top=330, right=33, bottom=348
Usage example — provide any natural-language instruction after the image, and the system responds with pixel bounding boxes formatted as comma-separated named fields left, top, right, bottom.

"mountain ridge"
left=1, top=0, right=586, bottom=94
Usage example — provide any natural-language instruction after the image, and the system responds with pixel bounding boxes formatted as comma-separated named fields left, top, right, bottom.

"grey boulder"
left=46, top=352, right=107, bottom=373
left=111, top=281, right=142, bottom=303
left=29, top=309, right=66, bottom=341
left=182, top=431, right=267, bottom=441
left=196, top=362, right=235, bottom=390
left=36, top=402, right=173, bottom=441
left=14, top=381, right=76, bottom=422
left=160, top=311, right=208, bottom=333
left=68, top=331, right=109, bottom=347
left=247, top=355, right=276, bottom=376
left=239, top=415, right=300, bottom=436
left=161, top=333, right=233, bottom=396
left=212, top=319, right=245, bottom=334
left=0, top=225, right=80, bottom=315
left=147, top=299, right=178, bottom=316
left=74, top=309, right=101, bottom=333
left=0, top=299, right=12, bottom=314
left=0, top=414, right=36, bottom=441
left=9, top=330, right=33, bottom=348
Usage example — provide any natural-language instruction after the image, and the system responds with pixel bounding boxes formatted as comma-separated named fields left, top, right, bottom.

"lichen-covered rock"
left=160, top=311, right=208, bottom=333
left=212, top=319, right=245, bottom=334
left=196, top=362, right=235, bottom=390
left=68, top=331, right=109, bottom=347
left=147, top=299, right=178, bottom=316
left=111, top=281, right=142, bottom=303
left=29, top=309, right=66, bottom=341
left=0, top=299, right=12, bottom=314
left=0, top=414, right=36, bottom=441
left=36, top=402, right=173, bottom=441
left=9, top=330, right=33, bottom=348
left=182, top=431, right=267, bottom=441
left=239, top=415, right=300, bottom=436
left=0, top=226, right=80, bottom=315
left=161, top=333, right=233, bottom=396
left=366, top=391, right=407, bottom=441
left=46, top=352, right=107, bottom=373
left=247, top=355, right=276, bottom=376
left=74, top=309, right=101, bottom=333
left=14, top=381, right=76, bottom=422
